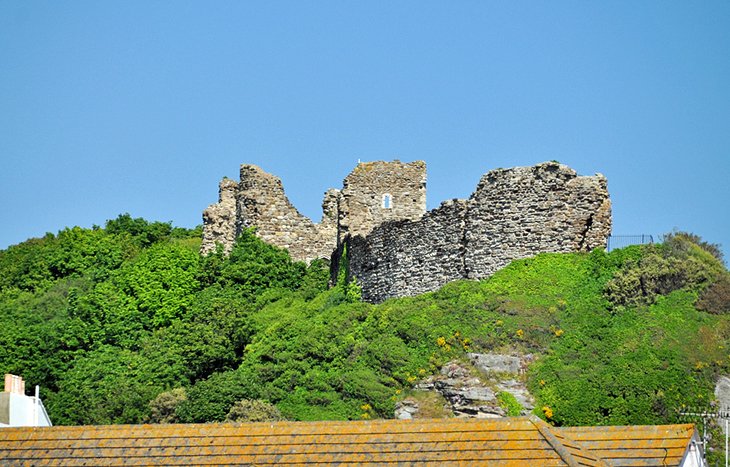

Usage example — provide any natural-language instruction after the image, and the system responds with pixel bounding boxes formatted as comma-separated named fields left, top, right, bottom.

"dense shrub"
left=225, top=399, right=284, bottom=422
left=148, top=388, right=187, bottom=424
left=664, top=230, right=724, bottom=265
left=1, top=221, right=728, bottom=441
left=605, top=234, right=724, bottom=308
left=697, top=273, right=730, bottom=314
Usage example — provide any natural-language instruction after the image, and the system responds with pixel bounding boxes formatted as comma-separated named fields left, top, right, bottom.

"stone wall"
left=343, top=162, right=611, bottom=302
left=200, top=161, right=427, bottom=263
left=200, top=178, right=238, bottom=255
left=464, top=163, right=612, bottom=279
left=346, top=199, right=468, bottom=302
left=200, top=165, right=337, bottom=262
left=234, top=164, right=338, bottom=263
left=338, top=160, right=427, bottom=243
left=202, top=160, right=612, bottom=302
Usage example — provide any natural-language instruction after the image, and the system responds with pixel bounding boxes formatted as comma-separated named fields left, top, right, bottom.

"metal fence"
left=606, top=234, right=655, bottom=252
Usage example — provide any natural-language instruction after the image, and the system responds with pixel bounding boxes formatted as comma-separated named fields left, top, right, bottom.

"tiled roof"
left=558, top=424, right=699, bottom=466
left=0, top=416, right=697, bottom=466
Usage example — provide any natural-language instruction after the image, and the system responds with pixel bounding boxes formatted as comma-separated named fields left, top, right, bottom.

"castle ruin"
left=201, top=160, right=612, bottom=302
left=201, top=160, right=427, bottom=261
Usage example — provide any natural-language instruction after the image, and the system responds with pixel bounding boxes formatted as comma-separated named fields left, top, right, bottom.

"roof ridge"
left=529, top=415, right=610, bottom=467
left=559, top=423, right=695, bottom=432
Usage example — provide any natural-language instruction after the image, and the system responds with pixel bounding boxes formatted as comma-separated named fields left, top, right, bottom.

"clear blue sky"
left=1, top=1, right=728, bottom=259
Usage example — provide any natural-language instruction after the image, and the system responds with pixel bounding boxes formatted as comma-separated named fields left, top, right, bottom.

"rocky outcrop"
left=469, top=353, right=523, bottom=374
left=716, top=376, right=730, bottom=434
left=395, top=353, right=535, bottom=420
left=715, top=376, right=730, bottom=410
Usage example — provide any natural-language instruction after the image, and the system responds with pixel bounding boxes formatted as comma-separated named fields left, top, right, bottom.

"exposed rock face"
left=201, top=160, right=612, bottom=300
left=344, top=162, right=612, bottom=302
left=397, top=353, right=535, bottom=420
left=394, top=399, right=420, bottom=420
left=715, top=376, right=730, bottom=409
left=469, top=353, right=523, bottom=375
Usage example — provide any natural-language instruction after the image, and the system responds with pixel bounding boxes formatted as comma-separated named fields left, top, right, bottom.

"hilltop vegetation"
left=0, top=216, right=728, bottom=430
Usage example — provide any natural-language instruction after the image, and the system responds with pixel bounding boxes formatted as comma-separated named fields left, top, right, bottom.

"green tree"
left=48, top=346, right=164, bottom=425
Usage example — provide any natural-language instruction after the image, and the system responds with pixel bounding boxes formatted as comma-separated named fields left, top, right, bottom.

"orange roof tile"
left=0, top=416, right=699, bottom=466
left=558, top=424, right=699, bottom=467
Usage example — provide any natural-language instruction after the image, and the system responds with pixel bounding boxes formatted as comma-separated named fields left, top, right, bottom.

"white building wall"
left=0, top=392, right=52, bottom=427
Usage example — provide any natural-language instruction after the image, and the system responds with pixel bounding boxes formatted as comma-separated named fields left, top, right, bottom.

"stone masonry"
left=338, top=161, right=427, bottom=244
left=200, top=178, right=239, bottom=255
left=202, top=165, right=336, bottom=261
left=342, top=162, right=611, bottom=302
left=201, top=161, right=427, bottom=262
left=201, top=160, right=612, bottom=302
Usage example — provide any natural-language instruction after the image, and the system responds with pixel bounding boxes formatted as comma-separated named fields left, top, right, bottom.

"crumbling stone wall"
left=200, top=165, right=338, bottom=262
left=201, top=161, right=427, bottom=263
left=463, top=163, right=612, bottom=279
left=200, top=178, right=238, bottom=255
left=234, top=165, right=339, bottom=263
left=344, top=162, right=612, bottom=302
left=345, top=199, right=468, bottom=302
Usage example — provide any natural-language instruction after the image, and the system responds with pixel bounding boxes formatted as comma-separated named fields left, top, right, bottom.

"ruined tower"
left=337, top=160, right=427, bottom=243
left=200, top=160, right=427, bottom=263
left=200, top=178, right=238, bottom=255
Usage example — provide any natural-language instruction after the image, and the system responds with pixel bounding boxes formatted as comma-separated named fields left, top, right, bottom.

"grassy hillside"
left=1, top=216, right=728, bottom=432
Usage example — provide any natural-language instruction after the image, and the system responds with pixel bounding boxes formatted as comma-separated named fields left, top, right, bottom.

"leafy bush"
left=497, top=391, right=523, bottom=416
left=176, top=369, right=262, bottom=422
left=530, top=290, right=718, bottom=426
left=48, top=346, right=165, bottom=425
left=605, top=253, right=710, bottom=307
left=148, top=388, right=187, bottom=424
left=664, top=230, right=724, bottom=265
left=1, top=217, right=728, bottom=448
left=697, top=273, right=730, bottom=314
left=605, top=233, right=724, bottom=308
left=225, top=399, right=284, bottom=422
left=220, top=228, right=307, bottom=297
